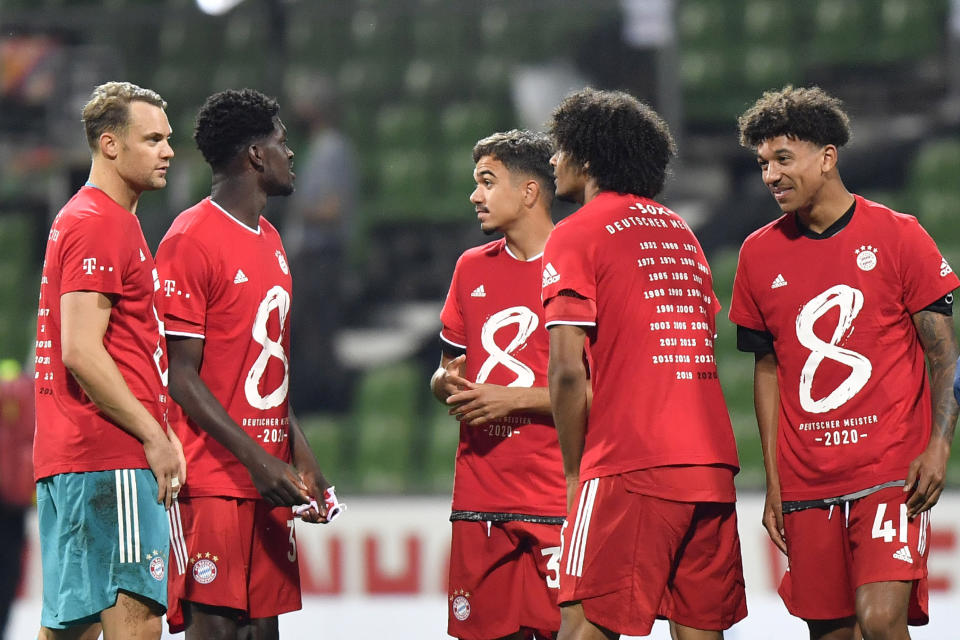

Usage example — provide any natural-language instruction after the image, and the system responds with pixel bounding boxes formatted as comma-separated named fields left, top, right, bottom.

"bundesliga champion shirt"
left=541, top=192, right=739, bottom=486
left=440, top=239, right=566, bottom=517
left=156, top=199, right=293, bottom=499
left=730, top=195, right=960, bottom=501
left=35, top=186, right=168, bottom=479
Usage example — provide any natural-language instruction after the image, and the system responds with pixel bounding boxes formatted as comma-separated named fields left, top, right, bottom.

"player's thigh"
left=248, top=502, right=302, bottom=619
left=99, top=590, right=163, bottom=640
left=557, top=603, right=618, bottom=640
left=37, top=471, right=168, bottom=629
left=780, top=506, right=855, bottom=621
left=661, top=502, right=746, bottom=632
left=38, top=623, right=103, bottom=640
left=448, top=520, right=528, bottom=639
left=847, top=488, right=929, bottom=626
left=560, top=476, right=694, bottom=637
left=238, top=616, right=279, bottom=640
left=854, top=581, right=912, bottom=637
left=183, top=601, right=242, bottom=640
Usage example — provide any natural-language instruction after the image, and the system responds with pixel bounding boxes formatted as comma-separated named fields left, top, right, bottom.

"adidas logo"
left=471, top=285, right=486, bottom=297
left=771, top=274, right=788, bottom=289
left=542, top=262, right=560, bottom=287
left=941, top=257, right=954, bottom=278
left=893, top=545, right=913, bottom=564
left=234, top=269, right=248, bottom=284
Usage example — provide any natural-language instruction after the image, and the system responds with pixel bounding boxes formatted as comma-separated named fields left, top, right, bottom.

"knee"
left=857, top=602, right=907, bottom=640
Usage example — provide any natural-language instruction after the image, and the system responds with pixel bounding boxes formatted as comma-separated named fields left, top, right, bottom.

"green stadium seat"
left=874, top=0, right=944, bottom=62
left=809, top=0, right=873, bottom=65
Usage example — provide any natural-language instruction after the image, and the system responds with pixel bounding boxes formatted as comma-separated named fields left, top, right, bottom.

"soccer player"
left=156, top=89, right=333, bottom=639
left=432, top=129, right=566, bottom=640
left=730, top=85, right=960, bottom=640
left=542, top=88, right=746, bottom=640
left=34, top=81, right=183, bottom=640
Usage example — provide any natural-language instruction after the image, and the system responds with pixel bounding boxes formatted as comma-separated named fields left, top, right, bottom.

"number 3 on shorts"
left=286, top=519, right=297, bottom=562
left=871, top=503, right=908, bottom=544
left=541, top=545, right=561, bottom=589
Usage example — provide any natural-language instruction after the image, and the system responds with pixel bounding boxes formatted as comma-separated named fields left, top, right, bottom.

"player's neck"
left=87, top=161, right=140, bottom=215
left=581, top=179, right=602, bottom=204
left=210, top=175, right=265, bottom=230
left=795, top=182, right=854, bottom=234
left=504, top=214, right=554, bottom=261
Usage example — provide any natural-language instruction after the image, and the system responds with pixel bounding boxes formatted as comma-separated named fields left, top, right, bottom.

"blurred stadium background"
left=1, top=0, right=960, bottom=638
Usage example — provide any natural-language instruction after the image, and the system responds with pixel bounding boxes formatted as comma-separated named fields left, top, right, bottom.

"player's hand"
left=763, top=489, right=787, bottom=556
left=248, top=451, right=310, bottom=508
left=435, top=355, right=468, bottom=398
left=446, top=382, right=515, bottom=426
left=143, top=429, right=182, bottom=509
left=167, top=425, right=187, bottom=489
left=297, top=470, right=331, bottom=524
left=904, top=437, right=950, bottom=518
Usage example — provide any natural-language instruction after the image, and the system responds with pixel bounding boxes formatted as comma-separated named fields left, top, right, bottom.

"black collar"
left=796, top=199, right=856, bottom=240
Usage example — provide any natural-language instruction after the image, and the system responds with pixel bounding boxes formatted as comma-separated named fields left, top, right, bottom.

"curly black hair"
left=473, top=129, right=555, bottom=202
left=548, top=88, right=675, bottom=198
left=738, top=85, right=851, bottom=149
left=194, top=89, right=279, bottom=170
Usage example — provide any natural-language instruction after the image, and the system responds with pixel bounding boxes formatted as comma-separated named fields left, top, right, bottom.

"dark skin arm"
left=289, top=409, right=332, bottom=522
left=167, top=335, right=308, bottom=507
left=547, top=324, right=590, bottom=511
left=754, top=351, right=786, bottom=554
left=905, top=309, right=960, bottom=517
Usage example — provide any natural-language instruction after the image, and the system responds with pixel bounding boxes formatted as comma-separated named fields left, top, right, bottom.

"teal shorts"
left=37, top=469, right=170, bottom=629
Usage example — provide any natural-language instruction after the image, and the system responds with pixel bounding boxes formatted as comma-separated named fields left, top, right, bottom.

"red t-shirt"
left=541, top=192, right=740, bottom=495
left=156, top=199, right=293, bottom=499
left=440, top=239, right=566, bottom=517
left=729, top=195, right=960, bottom=501
left=34, top=186, right=167, bottom=480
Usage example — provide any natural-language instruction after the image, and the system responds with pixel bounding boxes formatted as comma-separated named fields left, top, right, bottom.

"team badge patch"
left=855, top=245, right=878, bottom=272
left=450, top=589, right=472, bottom=621
left=190, top=552, right=219, bottom=585
left=276, top=250, right=289, bottom=275
left=147, top=551, right=165, bottom=581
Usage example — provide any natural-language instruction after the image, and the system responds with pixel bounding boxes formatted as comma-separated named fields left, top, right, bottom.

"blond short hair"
left=81, top=81, right=167, bottom=151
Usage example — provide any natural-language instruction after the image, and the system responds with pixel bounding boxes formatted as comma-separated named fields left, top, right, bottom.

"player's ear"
left=98, top=131, right=120, bottom=160
left=523, top=179, right=540, bottom=207
left=821, top=144, right=839, bottom=173
left=247, top=143, right=264, bottom=171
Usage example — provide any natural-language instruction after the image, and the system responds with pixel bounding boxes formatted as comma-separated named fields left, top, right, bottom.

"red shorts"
left=166, top=496, right=302, bottom=633
left=559, top=474, right=746, bottom=636
left=447, top=519, right=562, bottom=640
left=780, top=486, right=930, bottom=624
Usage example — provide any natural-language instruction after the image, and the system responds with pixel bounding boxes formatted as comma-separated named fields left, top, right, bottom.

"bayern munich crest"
left=190, top=552, right=219, bottom=585
left=276, top=250, right=289, bottom=275
left=855, top=245, right=878, bottom=271
left=147, top=551, right=165, bottom=581
left=450, top=589, right=471, bottom=621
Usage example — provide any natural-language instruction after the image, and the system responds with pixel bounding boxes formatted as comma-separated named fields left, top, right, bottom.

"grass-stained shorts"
left=37, top=469, right=169, bottom=628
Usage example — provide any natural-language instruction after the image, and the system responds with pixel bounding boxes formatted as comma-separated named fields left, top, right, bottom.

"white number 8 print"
left=245, top=285, right=290, bottom=410
left=795, top=284, right=872, bottom=413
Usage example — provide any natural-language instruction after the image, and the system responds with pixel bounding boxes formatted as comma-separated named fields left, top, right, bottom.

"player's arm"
left=166, top=335, right=308, bottom=507
left=60, top=291, right=181, bottom=508
left=753, top=350, right=787, bottom=554
left=904, top=308, right=960, bottom=517
left=288, top=409, right=332, bottom=523
left=548, top=324, right=590, bottom=511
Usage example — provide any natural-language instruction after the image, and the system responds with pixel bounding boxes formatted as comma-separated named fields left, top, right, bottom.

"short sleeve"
left=58, top=215, right=128, bottom=296
left=728, top=243, right=767, bottom=332
left=439, top=256, right=466, bottom=350
left=155, top=233, right=214, bottom=338
left=541, top=222, right=598, bottom=327
left=899, top=217, right=960, bottom=313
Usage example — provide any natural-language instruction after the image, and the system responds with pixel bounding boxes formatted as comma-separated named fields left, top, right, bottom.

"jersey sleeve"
left=541, top=223, right=598, bottom=328
left=439, top=256, right=466, bottom=351
left=898, top=217, right=960, bottom=313
left=155, top=232, right=214, bottom=338
left=728, top=242, right=767, bottom=332
left=58, top=215, right=128, bottom=296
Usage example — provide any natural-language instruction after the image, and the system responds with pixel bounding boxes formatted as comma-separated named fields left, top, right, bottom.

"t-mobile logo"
left=82, top=258, right=97, bottom=275
left=164, top=280, right=177, bottom=297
